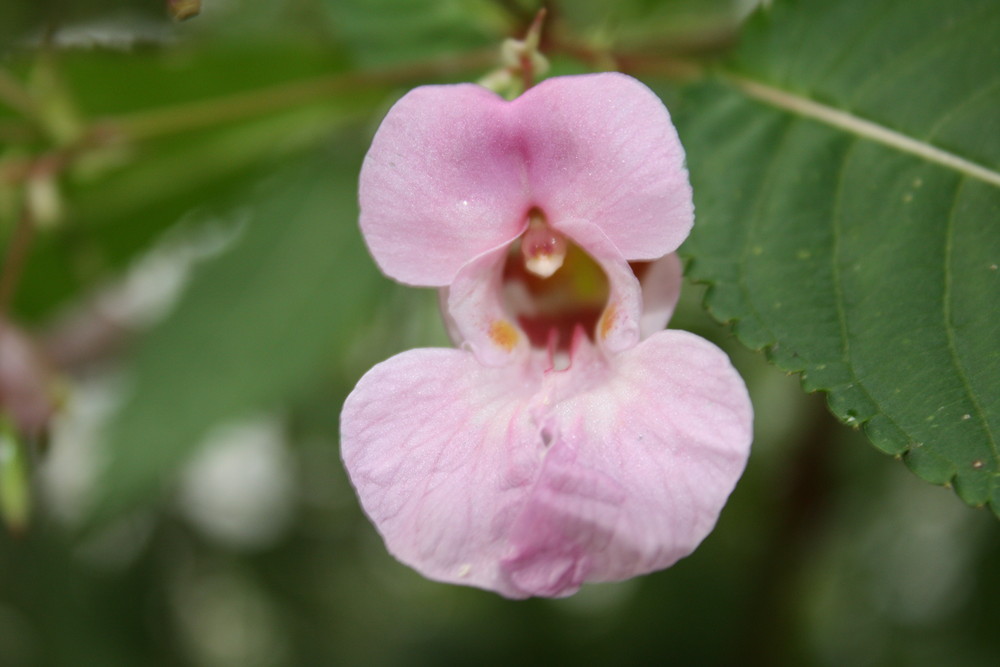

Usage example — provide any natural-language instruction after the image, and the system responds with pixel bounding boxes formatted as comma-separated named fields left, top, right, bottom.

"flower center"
left=521, top=209, right=567, bottom=278
left=502, top=209, right=610, bottom=351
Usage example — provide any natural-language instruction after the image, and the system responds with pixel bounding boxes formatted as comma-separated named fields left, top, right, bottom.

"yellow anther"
left=599, top=302, right=618, bottom=340
left=489, top=320, right=519, bottom=351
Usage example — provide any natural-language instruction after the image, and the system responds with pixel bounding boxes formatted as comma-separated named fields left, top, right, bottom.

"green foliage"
left=0, top=1, right=997, bottom=665
left=0, top=0, right=162, bottom=51
left=559, top=0, right=749, bottom=47
left=12, top=43, right=366, bottom=321
left=88, top=148, right=387, bottom=522
left=674, top=0, right=1000, bottom=514
left=320, top=0, right=509, bottom=66
left=0, top=418, right=31, bottom=532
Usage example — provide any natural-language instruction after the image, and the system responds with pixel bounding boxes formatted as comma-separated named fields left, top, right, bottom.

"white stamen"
left=525, top=253, right=564, bottom=278
left=521, top=209, right=567, bottom=278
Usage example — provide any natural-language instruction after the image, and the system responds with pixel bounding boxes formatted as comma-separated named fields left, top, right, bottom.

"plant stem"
left=107, top=50, right=497, bottom=143
left=0, top=67, right=38, bottom=120
left=0, top=207, right=35, bottom=319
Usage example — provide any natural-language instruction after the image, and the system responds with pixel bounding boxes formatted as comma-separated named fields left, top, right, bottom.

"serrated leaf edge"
left=682, top=77, right=1000, bottom=518
left=687, top=253, right=1000, bottom=520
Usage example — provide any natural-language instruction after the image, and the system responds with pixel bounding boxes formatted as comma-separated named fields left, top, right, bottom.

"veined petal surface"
left=359, top=73, right=693, bottom=286
left=500, top=330, right=752, bottom=596
left=518, top=73, right=694, bottom=261
left=359, top=84, right=528, bottom=286
left=341, top=348, right=546, bottom=596
left=341, top=330, right=752, bottom=598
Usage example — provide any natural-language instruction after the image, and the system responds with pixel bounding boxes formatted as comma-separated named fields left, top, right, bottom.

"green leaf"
left=672, top=0, right=1000, bottom=515
left=10, top=43, right=369, bottom=321
left=560, top=0, right=749, bottom=48
left=320, top=0, right=507, bottom=67
left=0, top=418, right=32, bottom=533
left=87, top=143, right=385, bottom=523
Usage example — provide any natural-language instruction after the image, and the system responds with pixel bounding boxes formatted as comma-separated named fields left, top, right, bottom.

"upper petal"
left=359, top=84, right=529, bottom=286
left=340, top=348, right=547, bottom=597
left=516, top=73, right=694, bottom=261
left=359, top=74, right=694, bottom=286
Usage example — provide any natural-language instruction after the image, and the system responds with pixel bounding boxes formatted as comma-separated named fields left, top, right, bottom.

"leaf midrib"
left=721, top=73, right=1000, bottom=189
left=719, top=67, right=1000, bottom=479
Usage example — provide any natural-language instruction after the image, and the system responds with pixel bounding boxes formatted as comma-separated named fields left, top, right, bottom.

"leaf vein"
left=810, top=0, right=899, bottom=91
left=942, top=175, right=1000, bottom=462
left=844, top=0, right=994, bottom=109
left=723, top=74, right=1000, bottom=188
left=829, top=137, right=911, bottom=439
left=925, top=79, right=1000, bottom=143
left=737, top=115, right=797, bottom=352
left=829, top=138, right=856, bottom=369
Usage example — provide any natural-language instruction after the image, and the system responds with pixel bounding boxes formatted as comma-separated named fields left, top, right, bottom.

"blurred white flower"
left=177, top=416, right=296, bottom=550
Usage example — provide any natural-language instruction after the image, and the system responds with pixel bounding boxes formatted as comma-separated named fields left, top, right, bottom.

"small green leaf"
left=673, top=0, right=1000, bottom=515
left=0, top=418, right=31, bottom=533
left=87, top=144, right=384, bottom=523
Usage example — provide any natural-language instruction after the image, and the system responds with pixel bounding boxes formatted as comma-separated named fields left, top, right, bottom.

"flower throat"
left=502, top=209, right=611, bottom=351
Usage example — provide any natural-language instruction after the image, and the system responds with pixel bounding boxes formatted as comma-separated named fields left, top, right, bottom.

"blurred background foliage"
left=0, top=1, right=997, bottom=665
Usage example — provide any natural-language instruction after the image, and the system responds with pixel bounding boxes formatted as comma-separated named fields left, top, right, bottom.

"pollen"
left=489, top=320, right=520, bottom=351
left=600, top=302, right=617, bottom=340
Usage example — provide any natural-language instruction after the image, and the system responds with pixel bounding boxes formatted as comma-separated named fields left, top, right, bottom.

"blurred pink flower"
left=0, top=320, right=58, bottom=440
left=341, top=73, right=752, bottom=598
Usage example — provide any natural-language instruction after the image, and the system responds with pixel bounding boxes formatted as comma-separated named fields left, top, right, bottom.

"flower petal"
left=444, top=218, right=646, bottom=365
left=359, top=74, right=693, bottom=286
left=499, top=330, right=752, bottom=595
left=638, top=252, right=683, bottom=339
left=0, top=321, right=56, bottom=438
left=556, top=218, right=642, bottom=354
left=498, top=437, right=627, bottom=597
left=517, top=73, right=693, bottom=261
left=342, top=331, right=751, bottom=599
left=359, top=84, right=528, bottom=286
left=446, top=245, right=530, bottom=367
left=340, top=348, right=547, bottom=597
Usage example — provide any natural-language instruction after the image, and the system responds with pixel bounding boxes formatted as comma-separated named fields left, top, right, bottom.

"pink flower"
left=341, top=73, right=752, bottom=598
